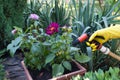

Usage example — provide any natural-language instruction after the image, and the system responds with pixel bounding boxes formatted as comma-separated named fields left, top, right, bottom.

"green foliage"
left=0, top=0, right=27, bottom=51
left=103, top=0, right=120, bottom=14
left=97, top=0, right=120, bottom=26
left=70, top=0, right=120, bottom=43
left=0, top=49, right=6, bottom=57
left=52, top=64, right=64, bottom=77
left=62, top=61, right=72, bottom=71
left=71, top=67, right=120, bottom=80
left=0, top=60, right=5, bottom=80
left=71, top=0, right=97, bottom=35
left=84, top=67, right=120, bottom=80
left=75, top=53, right=91, bottom=63
left=50, top=0, right=71, bottom=26
left=71, top=74, right=82, bottom=80
left=7, top=37, right=22, bottom=57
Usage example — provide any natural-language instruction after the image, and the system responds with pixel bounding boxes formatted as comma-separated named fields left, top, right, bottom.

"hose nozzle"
left=72, top=33, right=89, bottom=46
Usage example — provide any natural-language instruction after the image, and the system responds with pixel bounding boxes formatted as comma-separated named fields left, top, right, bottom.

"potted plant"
left=7, top=13, right=90, bottom=80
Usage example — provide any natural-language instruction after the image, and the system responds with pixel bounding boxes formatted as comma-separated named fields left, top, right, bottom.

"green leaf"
left=106, top=0, right=120, bottom=17
left=102, top=17, right=108, bottom=27
left=75, top=54, right=91, bottom=63
left=52, top=64, right=64, bottom=77
left=70, top=47, right=80, bottom=52
left=37, top=64, right=41, bottom=70
left=45, top=54, right=55, bottom=64
left=62, top=61, right=71, bottom=71
left=42, top=42, right=51, bottom=46
left=74, top=21, right=84, bottom=29
left=86, top=47, right=93, bottom=71
left=109, top=67, right=119, bottom=76
left=7, top=37, right=22, bottom=57
left=14, top=26, right=23, bottom=33
left=95, top=69, right=104, bottom=80
left=31, top=43, right=42, bottom=54
left=31, top=58, right=36, bottom=64
left=0, top=49, right=6, bottom=57
left=34, top=21, right=39, bottom=27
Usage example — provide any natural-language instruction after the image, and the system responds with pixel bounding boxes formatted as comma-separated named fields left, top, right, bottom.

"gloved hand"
left=87, top=25, right=120, bottom=51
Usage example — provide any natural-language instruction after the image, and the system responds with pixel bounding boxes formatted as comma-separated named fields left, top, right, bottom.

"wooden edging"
left=21, top=60, right=86, bottom=80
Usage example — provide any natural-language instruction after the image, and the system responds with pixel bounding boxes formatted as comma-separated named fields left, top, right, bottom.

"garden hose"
left=72, top=33, right=120, bottom=61
left=100, top=46, right=120, bottom=61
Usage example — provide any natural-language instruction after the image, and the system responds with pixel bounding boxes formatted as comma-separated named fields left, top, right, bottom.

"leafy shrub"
left=0, top=60, right=5, bottom=80
left=0, top=0, right=27, bottom=51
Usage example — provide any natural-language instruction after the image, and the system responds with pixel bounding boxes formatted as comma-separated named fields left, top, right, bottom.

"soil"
left=28, top=62, right=80, bottom=80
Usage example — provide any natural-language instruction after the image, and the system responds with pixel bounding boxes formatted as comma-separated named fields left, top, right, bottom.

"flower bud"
left=11, top=29, right=17, bottom=34
left=67, top=27, right=72, bottom=32
left=62, top=26, right=67, bottom=31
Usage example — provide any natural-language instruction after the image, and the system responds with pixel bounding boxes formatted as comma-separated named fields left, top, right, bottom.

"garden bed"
left=21, top=60, right=86, bottom=80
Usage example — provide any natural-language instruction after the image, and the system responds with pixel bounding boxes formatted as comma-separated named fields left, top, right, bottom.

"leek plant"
left=25, top=0, right=71, bottom=29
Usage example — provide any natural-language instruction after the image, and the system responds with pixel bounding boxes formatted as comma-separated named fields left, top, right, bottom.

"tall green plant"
left=70, top=0, right=98, bottom=71
left=25, top=0, right=71, bottom=29
left=70, top=0, right=120, bottom=45
left=97, top=0, right=120, bottom=27
left=70, top=0, right=97, bottom=35
left=39, top=0, right=71, bottom=28
left=50, top=0, right=71, bottom=26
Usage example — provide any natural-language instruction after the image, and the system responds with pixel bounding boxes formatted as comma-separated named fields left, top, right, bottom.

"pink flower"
left=29, top=14, right=39, bottom=20
left=46, top=22, right=59, bottom=35
left=11, top=29, right=17, bottom=34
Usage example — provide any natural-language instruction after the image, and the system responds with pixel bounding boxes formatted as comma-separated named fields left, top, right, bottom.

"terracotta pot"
left=21, top=60, right=86, bottom=80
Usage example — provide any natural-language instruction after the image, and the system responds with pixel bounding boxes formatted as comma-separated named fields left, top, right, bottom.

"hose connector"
left=100, top=46, right=110, bottom=55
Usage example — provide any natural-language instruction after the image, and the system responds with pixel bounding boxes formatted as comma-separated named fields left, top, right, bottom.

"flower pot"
left=21, top=60, right=86, bottom=80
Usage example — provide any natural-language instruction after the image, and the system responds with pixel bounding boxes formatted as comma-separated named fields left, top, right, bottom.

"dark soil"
left=28, top=62, right=80, bottom=80
left=28, top=67, right=52, bottom=80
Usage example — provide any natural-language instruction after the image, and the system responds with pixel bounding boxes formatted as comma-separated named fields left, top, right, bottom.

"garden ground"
left=2, top=53, right=27, bottom=80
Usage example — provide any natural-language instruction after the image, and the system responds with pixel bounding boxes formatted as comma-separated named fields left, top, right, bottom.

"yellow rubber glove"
left=89, top=25, right=120, bottom=44
left=86, top=42, right=98, bottom=51
left=87, top=25, right=120, bottom=51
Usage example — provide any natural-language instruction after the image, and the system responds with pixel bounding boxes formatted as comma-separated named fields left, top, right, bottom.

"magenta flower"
left=46, top=22, right=59, bottom=35
left=11, top=29, right=17, bottom=34
left=29, top=14, right=39, bottom=20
